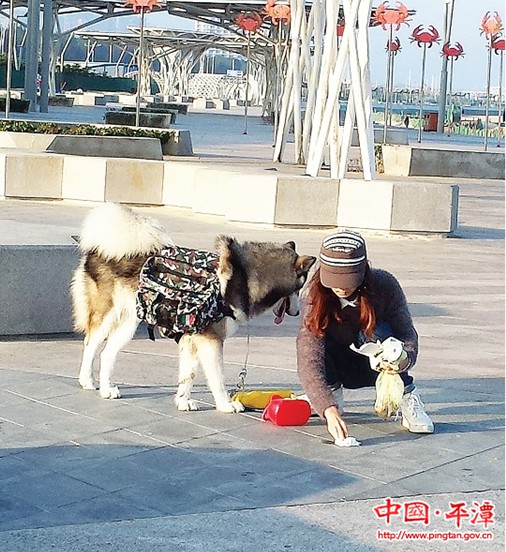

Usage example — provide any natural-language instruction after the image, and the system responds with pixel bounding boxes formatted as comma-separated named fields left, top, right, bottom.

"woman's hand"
left=380, top=350, right=410, bottom=373
left=323, top=405, right=349, bottom=441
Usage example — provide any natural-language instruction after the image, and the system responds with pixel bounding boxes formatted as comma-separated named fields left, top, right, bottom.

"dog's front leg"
left=194, top=334, right=244, bottom=413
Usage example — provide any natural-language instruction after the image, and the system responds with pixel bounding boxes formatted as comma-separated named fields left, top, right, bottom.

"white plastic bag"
left=374, top=371, right=404, bottom=420
left=350, top=337, right=404, bottom=372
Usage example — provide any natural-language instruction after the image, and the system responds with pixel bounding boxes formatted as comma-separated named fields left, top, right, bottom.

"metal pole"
left=389, top=47, right=395, bottom=126
left=447, top=56, right=454, bottom=134
left=383, top=24, right=393, bottom=143
left=273, top=22, right=282, bottom=141
left=5, top=0, right=14, bottom=119
left=39, top=0, right=52, bottom=113
left=243, top=32, right=251, bottom=135
left=135, top=6, right=145, bottom=127
left=437, top=0, right=455, bottom=133
left=484, top=37, right=493, bottom=151
left=417, top=43, right=428, bottom=144
left=24, top=0, right=40, bottom=112
left=497, top=50, right=504, bottom=147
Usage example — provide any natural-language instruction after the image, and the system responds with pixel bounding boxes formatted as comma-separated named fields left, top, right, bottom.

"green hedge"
left=0, top=120, right=174, bottom=146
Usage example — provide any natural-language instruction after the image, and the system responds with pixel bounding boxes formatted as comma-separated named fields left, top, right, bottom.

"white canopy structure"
left=73, top=28, right=269, bottom=102
left=1, top=0, right=385, bottom=178
left=274, top=0, right=376, bottom=179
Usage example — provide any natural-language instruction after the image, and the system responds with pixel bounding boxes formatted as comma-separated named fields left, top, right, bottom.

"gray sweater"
left=296, top=268, right=418, bottom=417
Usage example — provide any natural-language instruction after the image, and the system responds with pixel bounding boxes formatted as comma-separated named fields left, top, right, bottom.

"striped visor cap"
left=319, top=231, right=367, bottom=290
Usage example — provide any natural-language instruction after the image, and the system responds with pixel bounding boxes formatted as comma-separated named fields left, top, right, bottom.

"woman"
left=296, top=230, right=434, bottom=442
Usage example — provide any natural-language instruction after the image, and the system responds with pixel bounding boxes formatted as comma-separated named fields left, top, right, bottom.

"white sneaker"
left=400, top=390, right=434, bottom=434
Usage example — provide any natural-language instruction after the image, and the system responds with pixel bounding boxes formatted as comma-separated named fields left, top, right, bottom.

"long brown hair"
left=304, top=265, right=376, bottom=338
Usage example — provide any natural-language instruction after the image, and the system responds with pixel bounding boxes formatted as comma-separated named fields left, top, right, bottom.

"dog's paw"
left=100, top=386, right=121, bottom=399
left=175, top=397, right=199, bottom=411
left=216, top=400, right=245, bottom=413
left=79, top=378, right=98, bottom=391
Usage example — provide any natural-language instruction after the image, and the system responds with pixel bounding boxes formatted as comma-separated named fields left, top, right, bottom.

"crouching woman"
left=296, top=231, right=434, bottom=442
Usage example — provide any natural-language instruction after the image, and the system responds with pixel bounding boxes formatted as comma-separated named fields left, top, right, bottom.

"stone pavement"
left=0, top=107, right=505, bottom=550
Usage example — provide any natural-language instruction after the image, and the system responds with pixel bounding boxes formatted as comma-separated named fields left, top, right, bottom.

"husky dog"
left=71, top=203, right=316, bottom=413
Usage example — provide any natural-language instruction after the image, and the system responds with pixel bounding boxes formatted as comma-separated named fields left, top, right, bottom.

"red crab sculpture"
left=491, top=35, right=505, bottom=54
left=236, top=11, right=263, bottom=33
left=125, top=0, right=159, bottom=13
left=441, top=42, right=465, bottom=60
left=410, top=25, right=440, bottom=48
left=263, top=0, right=291, bottom=25
left=481, top=11, right=503, bottom=36
left=386, top=37, right=402, bottom=54
left=374, top=1, right=410, bottom=31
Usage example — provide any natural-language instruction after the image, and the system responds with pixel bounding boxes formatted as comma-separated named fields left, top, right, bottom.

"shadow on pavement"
left=1, top=444, right=361, bottom=533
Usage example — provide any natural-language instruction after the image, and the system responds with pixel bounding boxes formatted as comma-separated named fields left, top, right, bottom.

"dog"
left=71, top=203, right=316, bottom=413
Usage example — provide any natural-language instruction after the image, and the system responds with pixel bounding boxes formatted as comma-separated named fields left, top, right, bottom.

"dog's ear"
left=295, top=255, right=317, bottom=275
left=215, top=235, right=238, bottom=291
left=215, top=235, right=234, bottom=254
left=285, top=241, right=296, bottom=251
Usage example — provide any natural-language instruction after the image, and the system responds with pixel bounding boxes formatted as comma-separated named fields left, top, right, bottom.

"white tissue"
left=334, top=436, right=362, bottom=447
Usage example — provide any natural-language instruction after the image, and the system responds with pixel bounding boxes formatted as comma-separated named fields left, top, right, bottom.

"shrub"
left=0, top=120, right=174, bottom=146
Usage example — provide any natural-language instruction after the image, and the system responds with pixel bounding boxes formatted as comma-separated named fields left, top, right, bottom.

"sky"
left=75, top=0, right=505, bottom=93
left=367, top=0, right=505, bottom=93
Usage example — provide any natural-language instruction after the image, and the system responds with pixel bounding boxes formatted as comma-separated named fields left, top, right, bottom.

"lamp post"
left=373, top=1, right=411, bottom=144
left=437, top=0, right=455, bottom=133
left=410, top=25, right=441, bottom=143
left=263, top=0, right=291, bottom=140
left=125, top=0, right=159, bottom=127
left=5, top=0, right=14, bottom=119
left=480, top=11, right=503, bottom=151
left=385, top=36, right=402, bottom=126
left=235, top=11, right=263, bottom=135
left=441, top=42, right=465, bottom=134
left=491, top=35, right=505, bottom=146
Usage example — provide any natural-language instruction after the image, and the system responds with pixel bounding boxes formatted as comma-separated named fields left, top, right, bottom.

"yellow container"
left=231, top=389, right=295, bottom=410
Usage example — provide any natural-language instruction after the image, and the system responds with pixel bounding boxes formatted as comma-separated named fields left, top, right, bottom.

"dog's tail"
left=71, top=203, right=171, bottom=335
left=78, top=203, right=172, bottom=261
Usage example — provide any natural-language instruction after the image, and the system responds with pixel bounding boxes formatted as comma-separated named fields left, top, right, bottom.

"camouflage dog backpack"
left=136, top=245, right=229, bottom=342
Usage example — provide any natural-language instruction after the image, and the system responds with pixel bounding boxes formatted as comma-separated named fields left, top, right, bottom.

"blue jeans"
left=324, top=321, right=415, bottom=393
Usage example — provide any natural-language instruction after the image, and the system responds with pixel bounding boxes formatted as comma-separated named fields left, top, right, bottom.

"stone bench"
left=48, top=95, right=75, bottom=107
left=192, top=98, right=216, bottom=109
left=0, top=150, right=458, bottom=235
left=119, top=106, right=178, bottom=123
left=0, top=151, right=64, bottom=199
left=192, top=98, right=230, bottom=110
left=0, top=151, right=166, bottom=204
left=0, top=129, right=192, bottom=158
left=0, top=245, right=78, bottom=335
left=162, top=161, right=459, bottom=235
left=104, top=110, right=175, bottom=128
left=160, top=130, right=193, bottom=156
left=68, top=93, right=105, bottom=107
left=214, top=99, right=230, bottom=110
left=356, top=128, right=408, bottom=146
left=382, top=144, right=505, bottom=180
left=152, top=102, right=188, bottom=115
left=47, top=135, right=163, bottom=160
left=62, top=157, right=165, bottom=204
